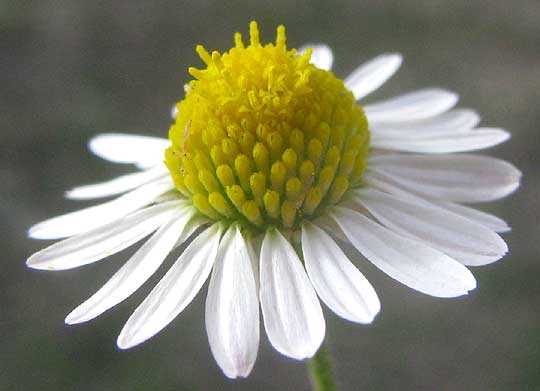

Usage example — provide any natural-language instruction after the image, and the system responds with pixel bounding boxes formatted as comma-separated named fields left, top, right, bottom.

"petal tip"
left=25, top=256, right=39, bottom=269
left=64, top=189, right=80, bottom=200
left=351, top=310, right=380, bottom=325
left=221, top=365, right=254, bottom=379
left=28, top=224, right=62, bottom=240
left=64, top=307, right=90, bottom=325
left=116, top=334, right=134, bottom=350
left=116, top=324, right=149, bottom=350
left=26, top=254, right=54, bottom=270
left=387, top=52, right=403, bottom=64
left=500, top=224, right=511, bottom=233
left=27, top=225, right=42, bottom=239
left=464, top=271, right=477, bottom=292
left=64, top=188, right=86, bottom=200
left=64, top=313, right=78, bottom=325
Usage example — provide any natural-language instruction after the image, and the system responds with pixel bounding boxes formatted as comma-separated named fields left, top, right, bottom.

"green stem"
left=307, top=343, right=337, bottom=391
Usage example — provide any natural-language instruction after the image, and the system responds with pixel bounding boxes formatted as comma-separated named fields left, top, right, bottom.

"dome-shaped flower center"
left=165, top=22, right=370, bottom=231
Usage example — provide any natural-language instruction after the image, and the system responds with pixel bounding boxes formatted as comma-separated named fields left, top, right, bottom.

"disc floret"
left=165, top=21, right=369, bottom=230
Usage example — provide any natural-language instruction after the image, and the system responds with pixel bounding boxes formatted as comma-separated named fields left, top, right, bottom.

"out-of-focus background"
left=2, top=1, right=539, bottom=390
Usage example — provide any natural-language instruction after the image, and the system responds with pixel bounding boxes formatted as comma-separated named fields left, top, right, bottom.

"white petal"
left=171, top=104, right=178, bottom=119
left=260, top=229, right=325, bottom=360
left=246, top=237, right=260, bottom=291
left=363, top=170, right=511, bottom=233
left=437, top=201, right=510, bottom=233
left=88, top=133, right=169, bottom=168
left=117, top=223, right=222, bottom=349
left=353, top=188, right=507, bottom=266
left=65, top=208, right=195, bottom=324
left=205, top=226, right=259, bottom=378
left=301, top=221, right=380, bottom=323
left=331, top=207, right=476, bottom=298
left=370, top=109, right=480, bottom=139
left=364, top=88, right=458, bottom=123
left=344, top=53, right=402, bottom=100
left=371, top=127, right=510, bottom=153
left=368, top=154, right=521, bottom=202
left=28, top=178, right=174, bottom=240
left=26, top=201, right=185, bottom=271
left=299, top=44, right=333, bottom=71
left=65, top=166, right=168, bottom=200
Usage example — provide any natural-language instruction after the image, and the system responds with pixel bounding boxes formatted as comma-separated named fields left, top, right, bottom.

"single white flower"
left=27, top=22, right=520, bottom=378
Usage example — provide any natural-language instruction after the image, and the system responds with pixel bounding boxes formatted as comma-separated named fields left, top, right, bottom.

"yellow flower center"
left=165, top=22, right=369, bottom=231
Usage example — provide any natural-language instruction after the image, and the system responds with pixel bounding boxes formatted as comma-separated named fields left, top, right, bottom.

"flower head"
left=166, top=22, right=369, bottom=230
left=27, top=21, right=520, bottom=378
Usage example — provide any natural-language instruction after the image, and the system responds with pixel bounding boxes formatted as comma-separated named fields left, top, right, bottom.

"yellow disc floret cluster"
left=165, top=22, right=369, bottom=231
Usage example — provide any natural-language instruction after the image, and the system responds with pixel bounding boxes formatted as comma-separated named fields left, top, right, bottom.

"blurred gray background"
left=2, top=1, right=539, bottom=390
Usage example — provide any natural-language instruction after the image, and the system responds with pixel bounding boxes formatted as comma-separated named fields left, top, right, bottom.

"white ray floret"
left=368, top=154, right=521, bottom=202
left=364, top=88, right=458, bottom=123
left=89, top=133, right=169, bottom=168
left=345, top=53, right=403, bottom=100
left=372, top=127, right=510, bottom=153
left=437, top=201, right=511, bottom=233
left=66, top=165, right=169, bottom=200
left=302, top=221, right=380, bottom=323
left=260, top=228, right=325, bottom=360
left=205, top=225, right=259, bottom=379
left=370, top=109, right=480, bottom=139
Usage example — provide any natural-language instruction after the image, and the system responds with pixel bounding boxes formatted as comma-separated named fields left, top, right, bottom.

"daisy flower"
left=27, top=22, right=521, bottom=379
